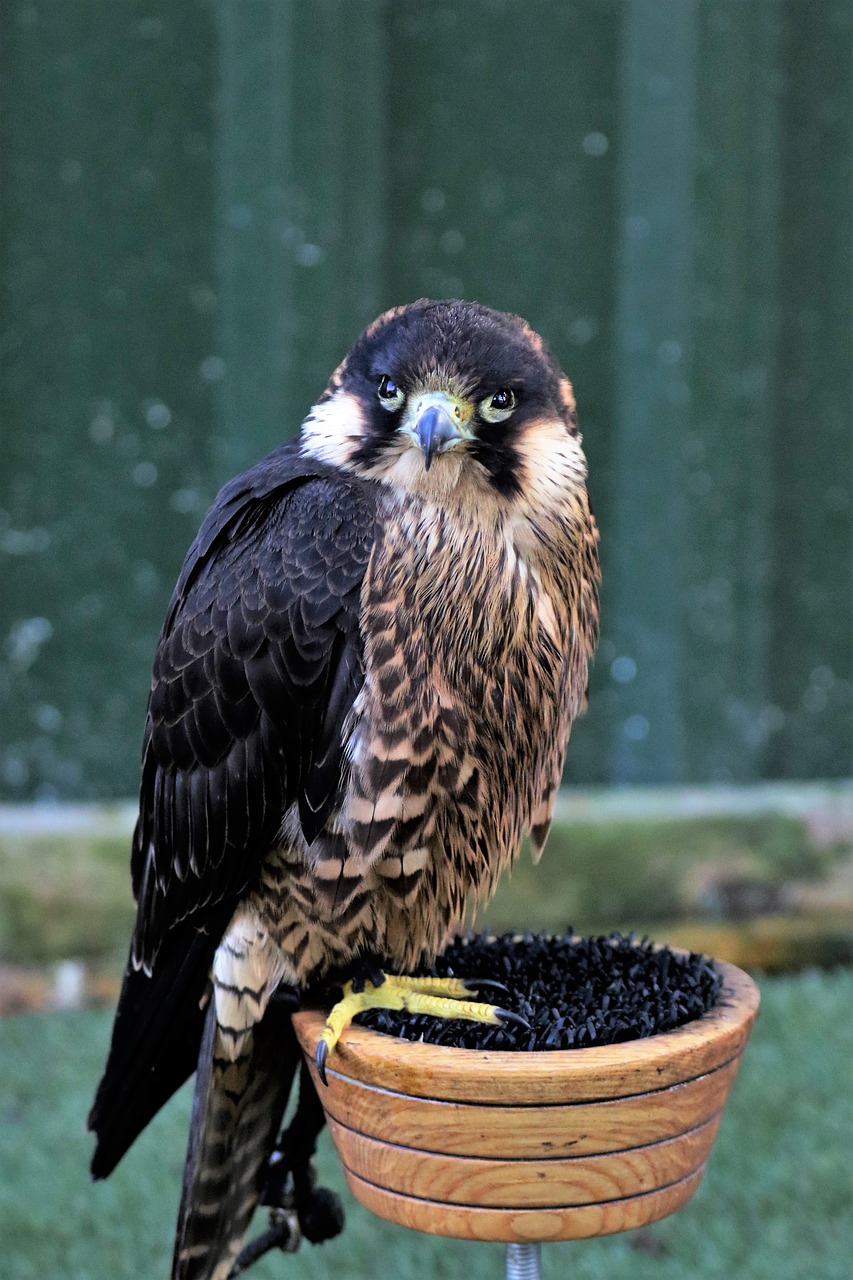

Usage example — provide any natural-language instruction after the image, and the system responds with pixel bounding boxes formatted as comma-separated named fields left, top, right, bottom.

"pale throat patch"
left=362, top=443, right=470, bottom=501
left=514, top=421, right=587, bottom=521
left=519, top=418, right=587, bottom=493
left=300, top=391, right=366, bottom=470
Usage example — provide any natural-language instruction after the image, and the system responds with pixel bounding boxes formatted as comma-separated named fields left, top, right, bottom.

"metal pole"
left=505, top=1243, right=542, bottom=1280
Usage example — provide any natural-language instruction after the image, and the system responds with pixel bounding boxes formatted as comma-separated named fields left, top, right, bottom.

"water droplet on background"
left=199, top=355, right=226, bottom=382
left=6, top=617, right=53, bottom=668
left=611, top=656, right=637, bottom=684
left=623, top=714, right=650, bottom=742
left=131, top=461, right=158, bottom=488
left=582, top=131, right=609, bottom=157
left=420, top=187, right=446, bottom=215
left=144, top=401, right=172, bottom=430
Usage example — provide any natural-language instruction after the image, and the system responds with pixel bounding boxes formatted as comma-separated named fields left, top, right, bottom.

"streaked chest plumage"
left=250, top=488, right=595, bottom=984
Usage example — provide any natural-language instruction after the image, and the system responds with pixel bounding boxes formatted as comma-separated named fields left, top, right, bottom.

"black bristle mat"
left=357, top=932, right=723, bottom=1051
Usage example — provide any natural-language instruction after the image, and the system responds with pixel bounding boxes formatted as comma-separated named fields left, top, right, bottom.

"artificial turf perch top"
left=356, top=932, right=723, bottom=1051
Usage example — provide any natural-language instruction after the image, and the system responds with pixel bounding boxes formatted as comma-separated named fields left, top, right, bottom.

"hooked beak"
left=403, top=392, right=472, bottom=471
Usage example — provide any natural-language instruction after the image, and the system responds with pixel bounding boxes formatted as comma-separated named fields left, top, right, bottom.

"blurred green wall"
left=1, top=0, right=851, bottom=801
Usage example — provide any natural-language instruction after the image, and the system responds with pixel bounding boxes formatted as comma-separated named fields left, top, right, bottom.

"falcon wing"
left=89, top=443, right=377, bottom=1177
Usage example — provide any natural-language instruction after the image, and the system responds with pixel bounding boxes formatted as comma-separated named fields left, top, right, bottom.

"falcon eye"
left=377, top=374, right=405, bottom=411
left=480, top=388, right=516, bottom=424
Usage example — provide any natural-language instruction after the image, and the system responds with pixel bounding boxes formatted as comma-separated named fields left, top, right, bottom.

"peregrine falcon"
left=89, top=300, right=600, bottom=1279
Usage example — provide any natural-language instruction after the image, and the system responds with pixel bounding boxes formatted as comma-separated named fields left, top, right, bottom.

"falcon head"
left=301, top=300, right=588, bottom=510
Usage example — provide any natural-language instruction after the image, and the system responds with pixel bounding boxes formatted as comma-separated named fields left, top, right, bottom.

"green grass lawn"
left=1, top=970, right=851, bottom=1280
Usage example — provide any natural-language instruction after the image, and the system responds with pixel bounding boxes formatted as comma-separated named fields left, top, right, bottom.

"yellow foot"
left=314, top=974, right=527, bottom=1083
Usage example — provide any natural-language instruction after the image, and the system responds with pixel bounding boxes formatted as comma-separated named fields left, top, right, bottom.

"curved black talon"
left=465, top=978, right=510, bottom=999
left=495, top=1007, right=531, bottom=1032
left=315, top=1039, right=329, bottom=1086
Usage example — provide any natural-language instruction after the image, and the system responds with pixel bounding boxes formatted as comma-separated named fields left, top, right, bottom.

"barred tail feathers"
left=172, top=913, right=296, bottom=1280
left=172, top=999, right=300, bottom=1280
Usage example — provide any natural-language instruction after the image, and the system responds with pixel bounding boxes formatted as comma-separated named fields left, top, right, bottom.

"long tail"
left=89, top=905, right=237, bottom=1180
left=172, top=995, right=301, bottom=1280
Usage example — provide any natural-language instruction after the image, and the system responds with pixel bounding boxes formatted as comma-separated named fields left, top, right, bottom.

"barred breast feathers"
left=337, top=458, right=598, bottom=889
left=301, top=372, right=599, bottom=940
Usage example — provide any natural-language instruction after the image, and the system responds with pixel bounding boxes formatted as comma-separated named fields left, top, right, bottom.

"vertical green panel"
left=287, top=0, right=388, bottom=398
left=210, top=0, right=387, bottom=478
left=385, top=0, right=621, bottom=783
left=683, top=2, right=784, bottom=780
left=0, top=1, right=217, bottom=799
left=606, top=0, right=698, bottom=783
left=767, top=0, right=853, bottom=777
left=211, top=0, right=297, bottom=477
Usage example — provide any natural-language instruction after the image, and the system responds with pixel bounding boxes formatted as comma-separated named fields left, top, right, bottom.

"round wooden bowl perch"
left=292, top=958, right=759, bottom=1244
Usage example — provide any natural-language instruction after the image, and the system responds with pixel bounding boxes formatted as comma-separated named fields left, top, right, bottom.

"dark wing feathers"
left=90, top=446, right=377, bottom=1175
left=132, top=457, right=376, bottom=968
left=300, top=633, right=361, bottom=841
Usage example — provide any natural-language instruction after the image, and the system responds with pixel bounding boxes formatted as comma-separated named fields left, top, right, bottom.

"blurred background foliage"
left=1, top=0, right=852, bottom=804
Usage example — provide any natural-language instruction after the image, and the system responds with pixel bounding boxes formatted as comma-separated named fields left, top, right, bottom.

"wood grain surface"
left=344, top=1163, right=709, bottom=1241
left=327, top=1113, right=721, bottom=1207
left=311, top=1057, right=739, bottom=1157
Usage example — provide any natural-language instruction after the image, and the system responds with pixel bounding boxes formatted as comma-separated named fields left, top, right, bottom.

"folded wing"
left=89, top=445, right=377, bottom=1177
